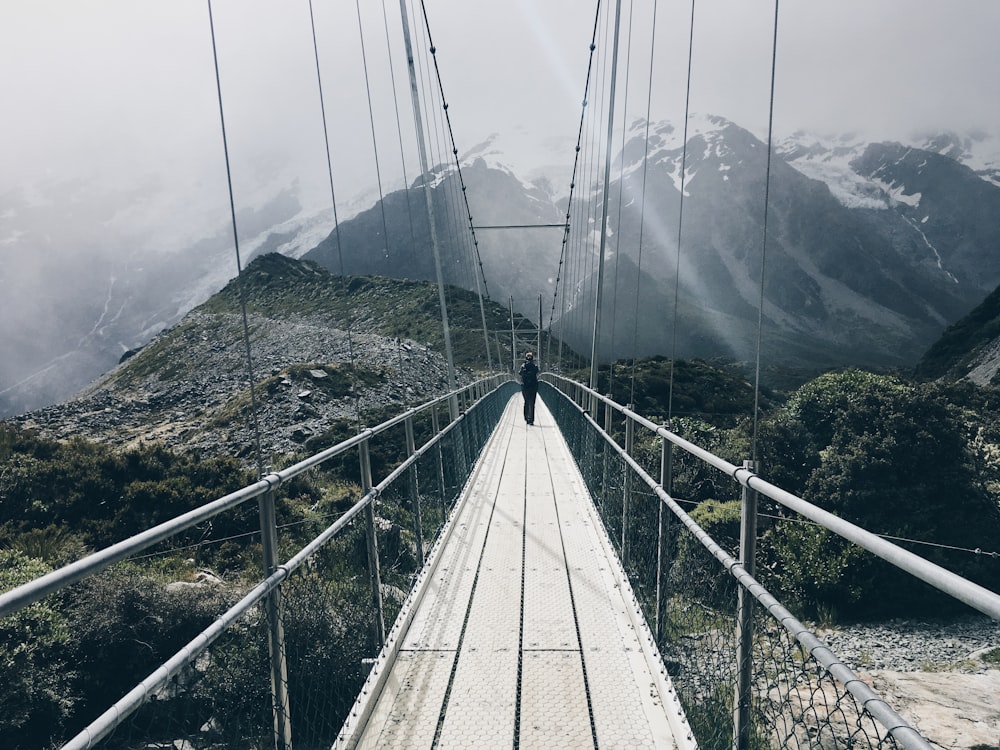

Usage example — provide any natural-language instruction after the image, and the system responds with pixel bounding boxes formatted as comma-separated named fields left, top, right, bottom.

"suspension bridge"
left=2, top=1, right=999, bottom=749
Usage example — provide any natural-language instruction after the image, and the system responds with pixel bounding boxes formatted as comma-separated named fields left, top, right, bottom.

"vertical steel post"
left=601, top=394, right=613, bottom=511
left=397, top=0, right=457, bottom=408
left=360, top=434, right=386, bottom=646
left=405, top=415, right=424, bottom=568
left=655, top=424, right=672, bottom=642
left=432, top=406, right=447, bottom=522
left=621, top=407, right=634, bottom=564
left=258, top=486, right=292, bottom=750
left=733, top=459, right=757, bottom=750
left=510, top=295, right=516, bottom=373
left=537, top=294, right=542, bottom=369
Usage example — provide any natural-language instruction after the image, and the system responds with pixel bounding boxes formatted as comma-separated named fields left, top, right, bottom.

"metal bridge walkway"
left=340, top=394, right=689, bottom=749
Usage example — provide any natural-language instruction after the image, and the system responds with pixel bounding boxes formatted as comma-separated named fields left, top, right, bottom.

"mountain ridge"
left=11, top=254, right=524, bottom=459
left=5, top=116, right=1000, bottom=416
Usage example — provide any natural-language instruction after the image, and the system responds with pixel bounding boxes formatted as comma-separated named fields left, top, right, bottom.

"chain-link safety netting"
left=540, top=381, right=913, bottom=750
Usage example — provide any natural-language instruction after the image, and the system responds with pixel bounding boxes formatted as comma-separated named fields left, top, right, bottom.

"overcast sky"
left=2, top=0, right=998, bottom=264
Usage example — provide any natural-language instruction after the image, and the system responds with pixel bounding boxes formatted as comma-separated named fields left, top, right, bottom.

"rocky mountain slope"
left=916, top=282, right=1000, bottom=384
left=6, top=117, right=999, bottom=417
left=11, top=254, right=519, bottom=459
left=564, top=117, right=1000, bottom=369
left=305, top=116, right=1000, bottom=373
left=0, top=183, right=335, bottom=419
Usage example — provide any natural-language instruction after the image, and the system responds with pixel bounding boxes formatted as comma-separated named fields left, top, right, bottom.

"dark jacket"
left=518, top=359, right=539, bottom=387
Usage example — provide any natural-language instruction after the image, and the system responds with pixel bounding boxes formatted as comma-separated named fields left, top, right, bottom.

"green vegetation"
left=4, top=346, right=1000, bottom=743
left=614, top=366, right=1000, bottom=621
left=581, top=357, right=778, bottom=428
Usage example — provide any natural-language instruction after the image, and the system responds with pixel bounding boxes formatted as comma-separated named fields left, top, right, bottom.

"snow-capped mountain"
left=776, top=128, right=1000, bottom=205
left=5, top=115, right=999, bottom=416
left=552, top=116, right=1000, bottom=369
left=307, top=114, right=1000, bottom=373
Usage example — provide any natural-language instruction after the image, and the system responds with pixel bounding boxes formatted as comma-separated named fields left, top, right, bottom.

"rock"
left=868, top=670, right=1000, bottom=749
left=309, top=369, right=328, bottom=380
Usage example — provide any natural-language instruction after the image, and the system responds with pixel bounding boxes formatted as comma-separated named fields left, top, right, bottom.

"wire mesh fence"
left=1, top=377, right=515, bottom=750
left=541, top=380, right=924, bottom=750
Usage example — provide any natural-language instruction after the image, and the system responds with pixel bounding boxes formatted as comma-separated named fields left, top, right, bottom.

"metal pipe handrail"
left=542, top=374, right=1000, bottom=620
left=0, top=478, right=273, bottom=619
left=0, top=375, right=507, bottom=620
left=62, top=486, right=377, bottom=750
left=58, top=378, right=514, bottom=749
left=571, top=400, right=933, bottom=750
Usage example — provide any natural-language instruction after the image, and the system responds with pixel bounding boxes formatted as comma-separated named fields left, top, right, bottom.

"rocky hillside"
left=11, top=254, right=526, bottom=459
left=915, top=283, right=1000, bottom=384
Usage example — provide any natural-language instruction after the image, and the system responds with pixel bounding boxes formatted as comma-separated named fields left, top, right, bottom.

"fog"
left=2, top=0, right=998, bottom=413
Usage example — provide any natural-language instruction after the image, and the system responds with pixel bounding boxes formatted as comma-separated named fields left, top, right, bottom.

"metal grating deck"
left=342, top=394, right=693, bottom=749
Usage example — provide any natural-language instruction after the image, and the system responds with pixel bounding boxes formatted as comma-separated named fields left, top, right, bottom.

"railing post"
left=733, top=459, right=757, bottom=750
left=655, top=423, right=672, bottom=643
left=405, top=415, right=425, bottom=568
left=360, top=432, right=386, bottom=646
left=431, top=406, right=447, bottom=523
left=621, top=407, right=634, bottom=564
left=258, top=484, right=293, bottom=750
left=601, top=394, right=613, bottom=512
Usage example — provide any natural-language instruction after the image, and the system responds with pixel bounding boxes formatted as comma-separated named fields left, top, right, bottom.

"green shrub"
left=0, top=550, right=78, bottom=748
left=670, top=499, right=741, bottom=612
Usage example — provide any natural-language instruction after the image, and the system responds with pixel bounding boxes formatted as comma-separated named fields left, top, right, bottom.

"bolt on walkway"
left=339, top=394, right=692, bottom=749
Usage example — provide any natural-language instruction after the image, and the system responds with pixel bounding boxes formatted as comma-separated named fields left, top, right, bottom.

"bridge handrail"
left=0, top=374, right=506, bottom=621
left=53, top=376, right=513, bottom=750
left=573, top=400, right=930, bottom=750
left=543, top=373, right=1000, bottom=620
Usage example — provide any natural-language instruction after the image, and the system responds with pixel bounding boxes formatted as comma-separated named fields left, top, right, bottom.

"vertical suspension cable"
left=548, top=2, right=603, bottom=371
left=588, top=0, right=624, bottom=396
left=415, top=0, right=495, bottom=370
left=380, top=0, right=418, bottom=268
left=397, top=0, right=459, bottom=408
left=607, top=0, right=636, bottom=398
left=355, top=0, right=395, bottom=264
left=628, top=0, right=658, bottom=407
left=309, top=0, right=361, bottom=427
left=206, top=0, right=264, bottom=475
left=667, top=0, right=697, bottom=427
left=581, top=3, right=610, bottom=373
left=752, top=0, right=781, bottom=463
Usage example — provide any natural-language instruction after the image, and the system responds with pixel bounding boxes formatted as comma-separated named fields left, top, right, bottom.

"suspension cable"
left=206, top=0, right=264, bottom=475
left=752, top=0, right=781, bottom=463
left=308, top=0, right=361, bottom=427
left=380, top=0, right=418, bottom=272
left=416, top=0, right=493, bottom=304
left=607, top=0, right=637, bottom=399
left=355, top=0, right=395, bottom=264
left=628, top=0, right=659, bottom=407
left=547, top=1, right=602, bottom=371
left=589, top=0, right=625, bottom=396
left=412, top=0, right=494, bottom=370
left=667, top=0, right=697, bottom=428
left=580, top=3, right=609, bottom=375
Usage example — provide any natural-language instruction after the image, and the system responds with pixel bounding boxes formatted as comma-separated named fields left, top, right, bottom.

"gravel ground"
left=817, top=615, right=1000, bottom=674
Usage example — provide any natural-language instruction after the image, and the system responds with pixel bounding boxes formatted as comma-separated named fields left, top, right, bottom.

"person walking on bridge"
left=519, top=352, right=539, bottom=425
